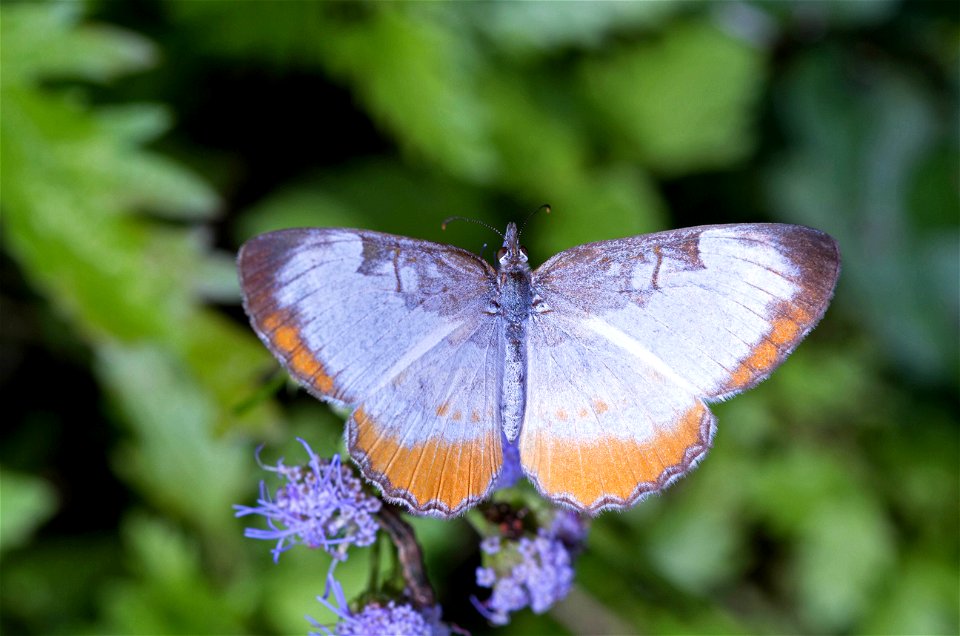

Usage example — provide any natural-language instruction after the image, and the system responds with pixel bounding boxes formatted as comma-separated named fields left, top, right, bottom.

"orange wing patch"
left=520, top=402, right=713, bottom=513
left=350, top=407, right=501, bottom=516
left=722, top=301, right=814, bottom=394
left=260, top=311, right=336, bottom=395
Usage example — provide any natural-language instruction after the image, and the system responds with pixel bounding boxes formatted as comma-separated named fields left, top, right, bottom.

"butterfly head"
left=497, top=223, right=529, bottom=272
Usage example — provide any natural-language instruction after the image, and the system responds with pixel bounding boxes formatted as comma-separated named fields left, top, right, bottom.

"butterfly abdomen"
left=499, top=265, right=533, bottom=443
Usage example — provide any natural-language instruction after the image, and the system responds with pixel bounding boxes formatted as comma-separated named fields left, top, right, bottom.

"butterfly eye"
left=520, top=245, right=529, bottom=258
left=497, top=247, right=508, bottom=261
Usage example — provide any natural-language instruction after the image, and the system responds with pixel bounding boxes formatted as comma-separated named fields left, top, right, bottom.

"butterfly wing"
left=521, top=223, right=840, bottom=512
left=520, top=312, right=716, bottom=513
left=239, top=228, right=504, bottom=516
left=348, top=316, right=504, bottom=517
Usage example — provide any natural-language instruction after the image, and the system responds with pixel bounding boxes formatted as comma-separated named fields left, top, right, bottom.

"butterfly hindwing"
left=348, top=318, right=504, bottom=517
left=521, top=310, right=717, bottom=513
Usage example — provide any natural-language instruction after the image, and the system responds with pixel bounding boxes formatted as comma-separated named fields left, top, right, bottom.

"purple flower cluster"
left=311, top=574, right=449, bottom=636
left=234, top=439, right=381, bottom=562
left=473, top=509, right=587, bottom=625
left=236, top=438, right=589, bottom=632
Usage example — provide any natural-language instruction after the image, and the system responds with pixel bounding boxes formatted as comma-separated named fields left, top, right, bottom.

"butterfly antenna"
left=441, top=216, right=504, bottom=239
left=518, top=203, right=551, bottom=236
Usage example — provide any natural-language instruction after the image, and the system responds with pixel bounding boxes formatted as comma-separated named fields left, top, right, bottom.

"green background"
left=1, top=1, right=957, bottom=634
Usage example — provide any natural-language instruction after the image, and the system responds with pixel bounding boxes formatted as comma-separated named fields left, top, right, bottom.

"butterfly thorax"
left=497, top=223, right=532, bottom=443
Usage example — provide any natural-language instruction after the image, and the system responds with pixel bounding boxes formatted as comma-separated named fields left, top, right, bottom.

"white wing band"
left=369, top=319, right=466, bottom=396
left=581, top=316, right=700, bottom=396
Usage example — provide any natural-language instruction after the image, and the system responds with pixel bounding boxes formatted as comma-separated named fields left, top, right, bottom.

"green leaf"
left=580, top=19, right=765, bottom=174
left=0, top=3, right=155, bottom=87
left=768, top=48, right=960, bottom=384
left=0, top=469, right=58, bottom=554
left=177, top=4, right=503, bottom=183
left=315, top=6, right=499, bottom=182
left=465, top=1, right=684, bottom=55
left=747, top=446, right=856, bottom=536
left=100, top=514, right=249, bottom=634
left=234, top=158, right=486, bottom=243
left=0, top=2, right=278, bottom=448
left=0, top=90, right=213, bottom=340
left=93, top=103, right=172, bottom=144
left=863, top=553, right=960, bottom=635
left=98, top=344, right=249, bottom=536
left=0, top=535, right=119, bottom=633
left=794, top=498, right=895, bottom=632
left=764, top=344, right=874, bottom=427
left=645, top=479, right=745, bottom=594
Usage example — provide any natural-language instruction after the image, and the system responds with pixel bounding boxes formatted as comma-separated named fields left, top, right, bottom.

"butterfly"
left=239, top=222, right=840, bottom=517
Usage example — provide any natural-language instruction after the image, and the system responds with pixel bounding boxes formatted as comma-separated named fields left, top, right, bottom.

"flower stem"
left=376, top=505, right=435, bottom=608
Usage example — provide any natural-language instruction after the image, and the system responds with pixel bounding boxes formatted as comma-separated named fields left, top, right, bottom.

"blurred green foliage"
left=1, top=2, right=956, bottom=635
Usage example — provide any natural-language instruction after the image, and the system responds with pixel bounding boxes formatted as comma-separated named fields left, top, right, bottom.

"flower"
left=234, top=439, right=381, bottom=562
left=329, top=602, right=441, bottom=636
left=473, top=509, right=588, bottom=625
left=311, top=573, right=449, bottom=636
left=480, top=536, right=501, bottom=555
left=550, top=509, right=590, bottom=548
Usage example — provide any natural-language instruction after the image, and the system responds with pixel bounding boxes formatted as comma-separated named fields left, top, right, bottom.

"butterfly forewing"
left=532, top=224, right=840, bottom=400
left=240, top=228, right=497, bottom=402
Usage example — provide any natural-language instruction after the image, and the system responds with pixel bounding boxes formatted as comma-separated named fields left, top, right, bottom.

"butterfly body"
left=496, top=223, right=533, bottom=443
left=239, top=222, right=840, bottom=517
